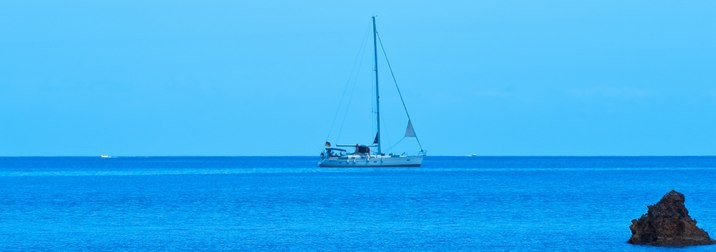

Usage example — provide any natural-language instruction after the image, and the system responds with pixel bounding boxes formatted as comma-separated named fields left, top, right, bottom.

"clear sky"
left=1, top=0, right=715, bottom=156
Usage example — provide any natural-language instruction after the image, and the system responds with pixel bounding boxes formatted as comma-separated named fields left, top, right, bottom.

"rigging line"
left=387, top=137, right=405, bottom=152
left=327, top=31, right=369, bottom=139
left=327, top=29, right=370, bottom=141
left=376, top=32, right=424, bottom=151
left=336, top=28, right=371, bottom=142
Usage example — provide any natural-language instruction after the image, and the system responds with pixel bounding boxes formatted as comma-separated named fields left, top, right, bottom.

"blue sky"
left=1, top=0, right=715, bottom=156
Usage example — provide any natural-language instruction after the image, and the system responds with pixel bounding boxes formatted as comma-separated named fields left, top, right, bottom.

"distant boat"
left=319, top=17, right=425, bottom=168
left=100, top=155, right=111, bottom=159
left=469, top=154, right=479, bottom=157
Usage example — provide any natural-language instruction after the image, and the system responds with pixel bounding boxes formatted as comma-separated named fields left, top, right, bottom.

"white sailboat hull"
left=319, top=155, right=423, bottom=167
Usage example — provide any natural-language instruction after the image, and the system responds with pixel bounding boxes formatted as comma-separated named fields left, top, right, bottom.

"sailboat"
left=319, top=17, right=425, bottom=167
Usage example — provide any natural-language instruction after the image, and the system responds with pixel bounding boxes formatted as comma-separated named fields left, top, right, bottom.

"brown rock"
left=628, top=190, right=715, bottom=246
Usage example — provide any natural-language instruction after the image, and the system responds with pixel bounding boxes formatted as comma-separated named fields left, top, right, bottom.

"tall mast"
left=372, top=16, right=382, bottom=154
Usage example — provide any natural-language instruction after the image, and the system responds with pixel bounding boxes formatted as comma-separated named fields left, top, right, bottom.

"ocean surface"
left=1, top=156, right=715, bottom=251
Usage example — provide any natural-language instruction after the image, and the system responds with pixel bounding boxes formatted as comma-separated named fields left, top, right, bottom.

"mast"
left=372, top=16, right=382, bottom=154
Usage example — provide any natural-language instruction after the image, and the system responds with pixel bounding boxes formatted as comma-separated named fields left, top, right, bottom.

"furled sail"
left=404, top=120, right=416, bottom=137
left=373, top=133, right=380, bottom=144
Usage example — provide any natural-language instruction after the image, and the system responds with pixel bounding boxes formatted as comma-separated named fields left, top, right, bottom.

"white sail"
left=404, top=120, right=416, bottom=138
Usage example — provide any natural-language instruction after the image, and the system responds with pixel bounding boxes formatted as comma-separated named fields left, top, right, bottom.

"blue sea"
left=1, top=156, right=715, bottom=251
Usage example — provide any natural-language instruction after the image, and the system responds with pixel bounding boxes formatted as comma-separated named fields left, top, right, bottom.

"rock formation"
left=628, top=190, right=714, bottom=246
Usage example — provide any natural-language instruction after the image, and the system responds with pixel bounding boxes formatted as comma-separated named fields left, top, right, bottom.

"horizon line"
left=1, top=155, right=715, bottom=158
